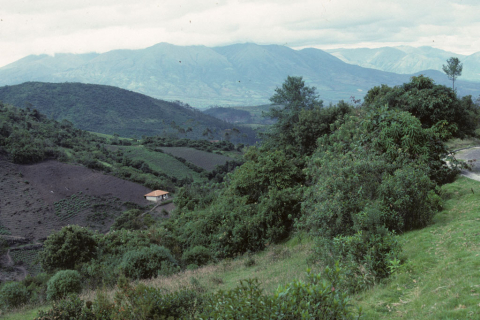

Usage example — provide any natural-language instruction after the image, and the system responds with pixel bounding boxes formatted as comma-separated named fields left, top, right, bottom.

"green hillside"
left=0, top=82, right=256, bottom=143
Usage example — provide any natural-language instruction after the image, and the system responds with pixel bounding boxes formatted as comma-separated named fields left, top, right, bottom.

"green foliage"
left=110, top=209, right=144, bottom=231
left=200, top=267, right=360, bottom=319
left=312, top=231, right=401, bottom=293
left=120, top=245, right=178, bottom=280
left=46, top=270, right=82, bottom=301
left=364, top=75, right=478, bottom=139
left=35, top=294, right=94, bottom=320
left=301, top=106, right=451, bottom=239
left=263, top=76, right=328, bottom=155
left=0, top=82, right=256, bottom=143
left=39, top=225, right=97, bottom=272
left=112, top=278, right=204, bottom=319
left=442, top=57, right=463, bottom=90
left=53, top=192, right=93, bottom=221
left=0, top=282, right=29, bottom=309
left=182, top=246, right=212, bottom=267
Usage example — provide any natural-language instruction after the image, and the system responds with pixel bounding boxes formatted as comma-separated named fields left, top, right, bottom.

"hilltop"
left=0, top=82, right=256, bottom=142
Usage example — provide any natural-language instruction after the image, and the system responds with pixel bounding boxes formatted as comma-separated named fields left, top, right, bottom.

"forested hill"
left=0, top=82, right=255, bottom=143
left=1, top=43, right=479, bottom=107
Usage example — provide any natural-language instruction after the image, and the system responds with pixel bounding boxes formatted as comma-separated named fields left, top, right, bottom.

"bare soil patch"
left=0, top=158, right=177, bottom=280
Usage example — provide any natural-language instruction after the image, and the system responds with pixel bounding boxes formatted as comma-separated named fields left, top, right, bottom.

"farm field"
left=159, top=147, right=234, bottom=171
left=119, top=145, right=205, bottom=181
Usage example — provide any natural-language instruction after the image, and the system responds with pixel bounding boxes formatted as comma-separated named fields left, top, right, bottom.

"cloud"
left=0, top=0, right=479, bottom=67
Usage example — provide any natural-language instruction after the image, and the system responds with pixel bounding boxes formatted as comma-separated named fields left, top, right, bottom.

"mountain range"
left=326, top=46, right=480, bottom=82
left=0, top=43, right=479, bottom=108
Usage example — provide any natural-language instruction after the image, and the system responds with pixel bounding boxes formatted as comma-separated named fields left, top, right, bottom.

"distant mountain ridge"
left=326, top=46, right=480, bottom=82
left=0, top=43, right=479, bottom=108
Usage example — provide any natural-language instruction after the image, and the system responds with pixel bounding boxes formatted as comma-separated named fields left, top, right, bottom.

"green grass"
left=353, top=176, right=480, bottom=319
left=119, top=145, right=205, bottom=182
left=0, top=305, right=51, bottom=320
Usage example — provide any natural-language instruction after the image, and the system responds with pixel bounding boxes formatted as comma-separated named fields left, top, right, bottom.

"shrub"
left=46, top=270, right=82, bottom=301
left=110, top=209, right=143, bottom=231
left=182, top=245, right=212, bottom=266
left=34, top=294, right=94, bottom=320
left=200, top=267, right=360, bottom=319
left=312, top=230, right=401, bottom=293
left=113, top=277, right=204, bottom=319
left=0, top=282, right=29, bottom=309
left=39, top=225, right=97, bottom=272
left=120, top=245, right=178, bottom=279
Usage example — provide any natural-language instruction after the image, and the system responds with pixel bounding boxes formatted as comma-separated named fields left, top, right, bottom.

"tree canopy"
left=442, top=57, right=463, bottom=91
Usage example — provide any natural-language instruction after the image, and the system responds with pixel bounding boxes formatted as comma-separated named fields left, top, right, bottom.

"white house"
left=144, top=190, right=169, bottom=202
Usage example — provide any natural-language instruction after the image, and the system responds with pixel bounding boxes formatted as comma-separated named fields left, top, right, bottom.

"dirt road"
left=455, top=147, right=480, bottom=181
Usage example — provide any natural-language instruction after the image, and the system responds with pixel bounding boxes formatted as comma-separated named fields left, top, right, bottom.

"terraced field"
left=160, top=147, right=233, bottom=171
left=119, top=145, right=206, bottom=181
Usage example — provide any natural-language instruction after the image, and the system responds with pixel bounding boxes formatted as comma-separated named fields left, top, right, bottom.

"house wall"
left=146, top=196, right=160, bottom=202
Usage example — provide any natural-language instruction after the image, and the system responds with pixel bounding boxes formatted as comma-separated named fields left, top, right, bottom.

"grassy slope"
left=3, top=176, right=478, bottom=319
left=355, top=176, right=480, bottom=319
left=119, top=145, right=205, bottom=182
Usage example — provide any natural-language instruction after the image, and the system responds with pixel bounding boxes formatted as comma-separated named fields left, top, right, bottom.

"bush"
left=0, top=282, right=29, bottom=309
left=120, top=245, right=178, bottom=279
left=35, top=294, right=94, bottom=320
left=46, top=270, right=82, bottom=301
left=182, top=245, right=212, bottom=266
left=312, top=230, right=401, bottom=293
left=39, top=225, right=97, bottom=272
left=110, top=209, right=143, bottom=231
left=200, top=267, right=360, bottom=319
left=112, top=279, right=204, bottom=319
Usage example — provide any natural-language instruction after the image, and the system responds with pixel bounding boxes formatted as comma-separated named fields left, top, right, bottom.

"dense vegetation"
left=0, top=82, right=257, bottom=143
left=1, top=75, right=479, bottom=319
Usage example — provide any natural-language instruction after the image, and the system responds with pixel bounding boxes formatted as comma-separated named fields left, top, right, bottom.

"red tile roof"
left=144, top=190, right=169, bottom=197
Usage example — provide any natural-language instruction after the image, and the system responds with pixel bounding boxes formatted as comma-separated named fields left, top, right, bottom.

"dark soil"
left=0, top=157, right=178, bottom=280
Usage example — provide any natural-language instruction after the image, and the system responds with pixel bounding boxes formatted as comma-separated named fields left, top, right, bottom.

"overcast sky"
left=0, top=0, right=479, bottom=67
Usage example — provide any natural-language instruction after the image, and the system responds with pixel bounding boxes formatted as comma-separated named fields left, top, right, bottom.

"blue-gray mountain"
left=326, top=46, right=480, bottom=82
left=0, top=43, right=479, bottom=108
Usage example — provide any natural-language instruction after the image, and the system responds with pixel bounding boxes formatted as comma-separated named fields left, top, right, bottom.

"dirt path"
left=6, top=249, right=13, bottom=265
left=4, top=249, right=28, bottom=281
left=455, top=147, right=480, bottom=181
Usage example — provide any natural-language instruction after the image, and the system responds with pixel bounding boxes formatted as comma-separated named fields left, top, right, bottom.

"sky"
left=1, top=0, right=479, bottom=68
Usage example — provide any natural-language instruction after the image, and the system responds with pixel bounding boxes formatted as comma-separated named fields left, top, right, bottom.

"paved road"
left=455, top=147, right=480, bottom=181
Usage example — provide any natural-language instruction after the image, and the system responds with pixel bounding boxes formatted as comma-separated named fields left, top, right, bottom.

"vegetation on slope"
left=1, top=75, right=479, bottom=319
left=0, top=82, right=257, bottom=143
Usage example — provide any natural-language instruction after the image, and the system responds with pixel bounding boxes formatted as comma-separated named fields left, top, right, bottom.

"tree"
left=442, top=57, right=463, bottom=91
left=364, top=75, right=477, bottom=139
left=39, top=225, right=98, bottom=272
left=263, top=76, right=323, bottom=154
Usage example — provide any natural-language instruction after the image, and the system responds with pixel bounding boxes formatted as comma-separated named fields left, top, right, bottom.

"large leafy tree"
left=263, top=76, right=352, bottom=156
left=364, top=75, right=478, bottom=139
left=39, top=225, right=98, bottom=272
left=300, top=105, right=447, bottom=239
left=442, top=57, right=463, bottom=91
left=263, top=76, right=323, bottom=154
